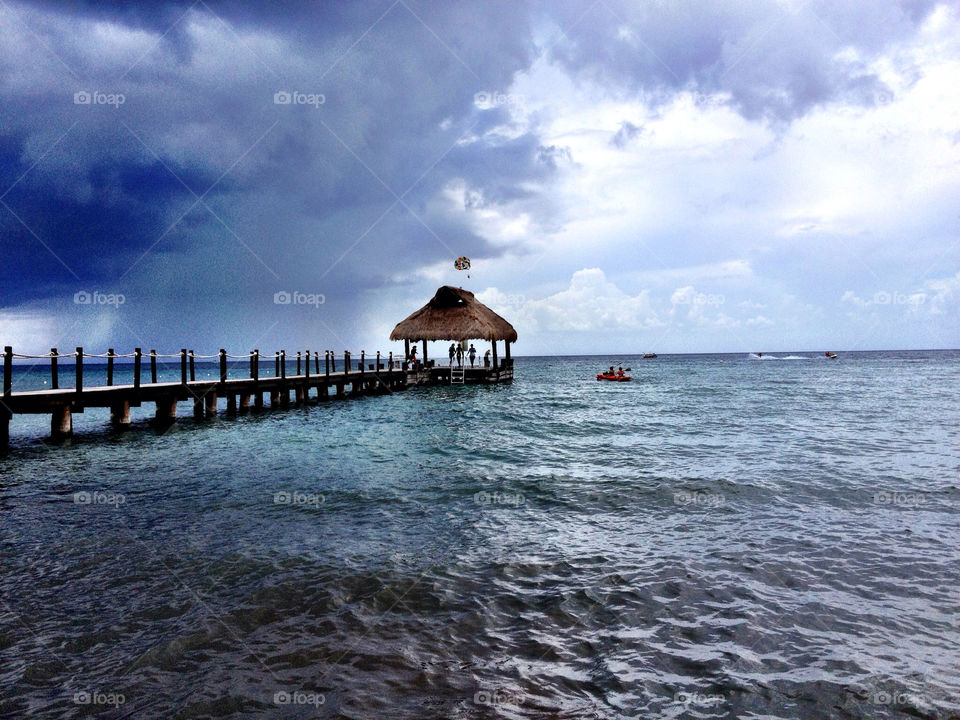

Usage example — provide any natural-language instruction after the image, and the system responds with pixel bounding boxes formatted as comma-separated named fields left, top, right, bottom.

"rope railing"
left=2, top=344, right=415, bottom=398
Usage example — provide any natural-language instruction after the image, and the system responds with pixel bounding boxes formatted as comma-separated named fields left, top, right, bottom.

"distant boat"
left=825, top=351, right=838, bottom=359
left=642, top=353, right=657, bottom=358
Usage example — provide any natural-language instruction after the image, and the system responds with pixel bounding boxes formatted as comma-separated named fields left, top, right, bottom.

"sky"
left=0, top=0, right=957, bottom=357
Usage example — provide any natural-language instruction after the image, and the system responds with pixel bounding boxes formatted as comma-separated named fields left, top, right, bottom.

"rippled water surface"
left=2, top=352, right=959, bottom=719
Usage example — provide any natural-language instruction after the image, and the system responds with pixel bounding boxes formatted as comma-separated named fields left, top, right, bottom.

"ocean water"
left=1, top=351, right=958, bottom=719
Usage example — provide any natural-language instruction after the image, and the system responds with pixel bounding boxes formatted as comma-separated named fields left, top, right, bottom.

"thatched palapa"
left=390, top=286, right=518, bottom=343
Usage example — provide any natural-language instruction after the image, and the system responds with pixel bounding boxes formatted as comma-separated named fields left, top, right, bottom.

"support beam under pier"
left=110, top=400, right=131, bottom=428
left=51, top=404, right=73, bottom=439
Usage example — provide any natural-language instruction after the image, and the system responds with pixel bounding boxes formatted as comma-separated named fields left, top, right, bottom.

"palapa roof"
left=390, top=286, right=518, bottom=343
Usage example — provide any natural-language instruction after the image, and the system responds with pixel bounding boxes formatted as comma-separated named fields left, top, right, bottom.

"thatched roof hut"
left=390, top=286, right=517, bottom=343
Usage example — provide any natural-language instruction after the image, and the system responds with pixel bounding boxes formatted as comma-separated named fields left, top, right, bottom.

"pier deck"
left=1, top=346, right=514, bottom=448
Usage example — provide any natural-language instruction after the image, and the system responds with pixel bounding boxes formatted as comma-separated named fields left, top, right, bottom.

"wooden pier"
left=0, top=346, right=514, bottom=448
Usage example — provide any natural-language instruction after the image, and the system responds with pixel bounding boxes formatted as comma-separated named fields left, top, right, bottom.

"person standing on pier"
left=484, top=349, right=491, bottom=367
left=468, top=344, right=477, bottom=367
left=449, top=343, right=456, bottom=366
left=456, top=343, right=464, bottom=367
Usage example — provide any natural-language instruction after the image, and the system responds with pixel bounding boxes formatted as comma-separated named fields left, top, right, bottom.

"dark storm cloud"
left=0, top=0, right=541, bottom=312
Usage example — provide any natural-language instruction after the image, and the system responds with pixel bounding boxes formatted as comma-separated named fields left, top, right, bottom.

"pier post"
left=325, top=351, right=330, bottom=377
left=134, top=348, right=142, bottom=390
left=404, top=339, right=410, bottom=366
left=193, top=395, right=204, bottom=420
left=422, top=340, right=428, bottom=364
left=389, top=351, right=393, bottom=371
left=314, top=351, right=319, bottom=375
left=270, top=390, right=281, bottom=408
left=344, top=351, right=350, bottom=376
left=189, top=350, right=195, bottom=382
left=253, top=350, right=263, bottom=410
left=304, top=350, right=310, bottom=381
left=295, top=386, right=304, bottom=406
left=296, top=351, right=301, bottom=376
left=330, top=350, right=336, bottom=373
left=150, top=350, right=157, bottom=383
left=51, top=348, right=59, bottom=389
left=219, top=349, right=227, bottom=384
left=275, top=352, right=280, bottom=379
left=180, top=349, right=187, bottom=385
left=205, top=392, right=217, bottom=417
left=492, top=340, right=498, bottom=370
left=281, top=350, right=286, bottom=379
left=110, top=401, right=131, bottom=428
left=51, top=404, right=72, bottom=439
left=227, top=393, right=237, bottom=414
left=155, top=396, right=177, bottom=425
left=239, top=393, right=250, bottom=412
left=4, top=346, right=12, bottom=399
left=76, top=347, right=83, bottom=395
left=360, top=351, right=365, bottom=392
left=0, top=407, right=9, bottom=450
left=107, top=348, right=114, bottom=386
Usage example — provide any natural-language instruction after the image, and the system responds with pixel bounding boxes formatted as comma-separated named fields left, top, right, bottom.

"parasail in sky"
left=454, top=256, right=471, bottom=277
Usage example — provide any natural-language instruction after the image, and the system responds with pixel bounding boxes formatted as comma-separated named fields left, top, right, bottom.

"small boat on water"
left=642, top=353, right=657, bottom=358
left=597, top=373, right=631, bottom=382
left=825, top=351, right=838, bottom=359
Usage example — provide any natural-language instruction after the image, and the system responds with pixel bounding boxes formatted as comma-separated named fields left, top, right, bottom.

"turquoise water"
left=1, top=351, right=958, bottom=718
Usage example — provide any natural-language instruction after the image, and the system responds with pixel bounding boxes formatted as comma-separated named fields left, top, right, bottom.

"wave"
left=748, top=354, right=812, bottom=360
